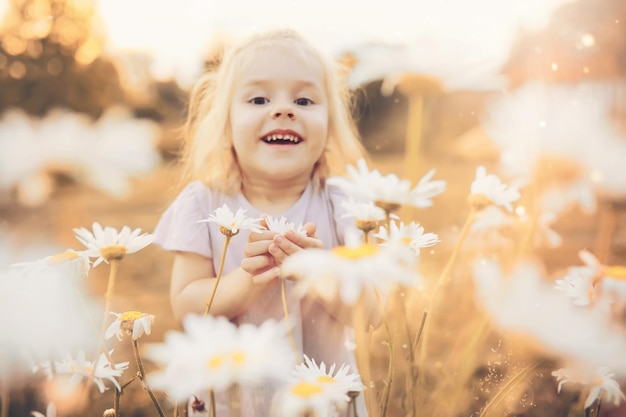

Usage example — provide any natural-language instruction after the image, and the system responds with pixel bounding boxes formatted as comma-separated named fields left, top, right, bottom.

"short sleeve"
left=153, top=181, right=213, bottom=259
left=325, top=182, right=359, bottom=246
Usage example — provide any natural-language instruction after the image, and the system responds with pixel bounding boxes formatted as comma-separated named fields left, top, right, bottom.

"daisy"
left=472, top=258, right=626, bottom=376
left=145, top=314, right=294, bottom=401
left=408, top=168, right=447, bottom=208
left=273, top=353, right=364, bottom=417
left=469, top=166, right=521, bottom=212
left=340, top=198, right=388, bottom=237
left=198, top=204, right=264, bottom=237
left=552, top=365, right=626, bottom=409
left=271, top=380, right=338, bottom=417
left=73, top=222, right=154, bottom=267
left=373, top=219, right=439, bottom=256
left=12, top=249, right=91, bottom=280
left=560, top=250, right=626, bottom=305
left=31, top=402, right=56, bottom=417
left=555, top=268, right=595, bottom=306
left=280, top=240, right=418, bottom=305
left=49, top=350, right=129, bottom=393
left=327, top=158, right=445, bottom=213
left=293, top=355, right=363, bottom=397
left=265, top=215, right=307, bottom=236
left=105, top=311, right=155, bottom=341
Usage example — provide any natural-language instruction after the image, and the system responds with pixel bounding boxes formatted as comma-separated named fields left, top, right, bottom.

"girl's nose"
left=271, top=104, right=297, bottom=120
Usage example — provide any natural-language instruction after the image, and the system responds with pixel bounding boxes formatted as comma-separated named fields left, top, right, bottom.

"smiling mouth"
left=261, top=133, right=302, bottom=144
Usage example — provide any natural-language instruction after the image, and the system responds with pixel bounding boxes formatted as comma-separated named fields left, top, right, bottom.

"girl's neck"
left=241, top=177, right=309, bottom=215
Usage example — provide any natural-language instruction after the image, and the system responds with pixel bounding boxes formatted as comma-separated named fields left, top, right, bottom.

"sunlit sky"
left=1, top=0, right=575, bottom=87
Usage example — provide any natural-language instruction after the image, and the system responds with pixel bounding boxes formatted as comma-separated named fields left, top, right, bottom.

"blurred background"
left=1, top=0, right=625, bottom=415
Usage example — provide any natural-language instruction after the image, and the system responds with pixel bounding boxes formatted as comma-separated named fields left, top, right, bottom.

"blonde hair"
left=178, top=28, right=366, bottom=194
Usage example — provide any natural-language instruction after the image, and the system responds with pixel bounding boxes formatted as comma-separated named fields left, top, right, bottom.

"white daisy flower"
left=472, top=258, right=626, bottom=376
left=280, top=241, right=419, bottom=305
left=373, top=219, right=439, bottom=256
left=536, top=212, right=562, bottom=248
left=341, top=198, right=387, bottom=222
left=48, top=350, right=129, bottom=393
left=469, top=165, right=521, bottom=212
left=145, top=314, right=294, bottom=401
left=265, top=215, right=307, bottom=236
left=11, top=249, right=90, bottom=280
left=31, top=402, right=56, bottom=417
left=1, top=266, right=99, bottom=369
left=73, top=222, right=154, bottom=267
left=105, top=311, right=155, bottom=341
left=408, top=168, right=447, bottom=208
left=198, top=204, right=264, bottom=237
left=555, top=268, right=595, bottom=306
left=327, top=158, right=445, bottom=213
left=293, top=355, right=364, bottom=397
left=271, top=379, right=339, bottom=417
left=552, top=365, right=626, bottom=408
left=272, top=353, right=365, bottom=417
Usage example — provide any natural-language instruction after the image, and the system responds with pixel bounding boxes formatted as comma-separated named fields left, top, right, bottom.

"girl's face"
left=229, top=45, right=329, bottom=186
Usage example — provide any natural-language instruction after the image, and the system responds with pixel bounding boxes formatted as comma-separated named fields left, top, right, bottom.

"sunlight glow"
left=93, top=0, right=574, bottom=88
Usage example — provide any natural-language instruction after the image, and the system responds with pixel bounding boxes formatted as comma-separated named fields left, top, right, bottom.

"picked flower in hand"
left=198, top=204, right=264, bottom=237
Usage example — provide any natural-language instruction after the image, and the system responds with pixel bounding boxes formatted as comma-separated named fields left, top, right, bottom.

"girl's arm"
left=169, top=229, right=283, bottom=323
left=169, top=252, right=272, bottom=322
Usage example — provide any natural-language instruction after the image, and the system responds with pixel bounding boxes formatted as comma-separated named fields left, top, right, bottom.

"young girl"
left=153, top=28, right=369, bottom=416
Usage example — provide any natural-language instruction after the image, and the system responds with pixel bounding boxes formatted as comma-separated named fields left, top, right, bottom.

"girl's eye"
left=295, top=98, right=313, bottom=106
left=250, top=97, right=269, bottom=105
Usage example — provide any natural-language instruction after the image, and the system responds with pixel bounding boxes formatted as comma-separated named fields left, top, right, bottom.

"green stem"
left=132, top=338, right=165, bottom=417
left=205, top=235, right=232, bottom=316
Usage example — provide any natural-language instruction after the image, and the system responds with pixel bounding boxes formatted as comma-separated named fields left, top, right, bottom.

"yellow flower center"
left=100, top=244, right=127, bottom=261
left=467, top=193, right=492, bottom=210
left=332, top=244, right=378, bottom=260
left=207, top=351, right=246, bottom=370
left=208, top=356, right=223, bottom=370
left=355, top=219, right=379, bottom=233
left=603, top=265, right=626, bottom=280
left=317, top=375, right=335, bottom=384
left=120, top=311, right=143, bottom=321
left=400, top=237, right=413, bottom=246
left=374, top=200, right=401, bottom=215
left=231, top=351, right=245, bottom=365
left=48, top=251, right=80, bottom=264
left=291, top=382, right=322, bottom=398
left=219, top=225, right=240, bottom=237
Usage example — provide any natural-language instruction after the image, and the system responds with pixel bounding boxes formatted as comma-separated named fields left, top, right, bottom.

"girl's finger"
left=252, top=267, right=280, bottom=285
left=243, top=240, right=272, bottom=257
left=241, top=254, right=274, bottom=273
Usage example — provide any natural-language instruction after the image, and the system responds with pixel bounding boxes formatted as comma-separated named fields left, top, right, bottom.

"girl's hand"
left=241, top=228, right=280, bottom=285
left=268, top=222, right=322, bottom=264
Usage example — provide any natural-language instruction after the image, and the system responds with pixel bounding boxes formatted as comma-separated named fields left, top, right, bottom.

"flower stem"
left=84, top=259, right=119, bottom=402
left=434, top=208, right=476, bottom=292
left=131, top=338, right=165, bottom=417
left=374, top=290, right=394, bottom=417
left=204, top=235, right=232, bottom=316
left=281, top=278, right=300, bottom=364
left=210, top=390, right=216, bottom=417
